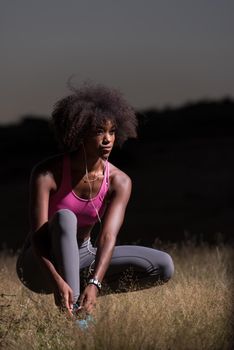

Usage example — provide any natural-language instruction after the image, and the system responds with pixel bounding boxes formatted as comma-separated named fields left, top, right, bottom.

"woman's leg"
left=16, top=244, right=53, bottom=294
left=80, top=241, right=174, bottom=292
left=104, top=245, right=174, bottom=291
left=49, top=209, right=80, bottom=303
left=16, top=209, right=81, bottom=303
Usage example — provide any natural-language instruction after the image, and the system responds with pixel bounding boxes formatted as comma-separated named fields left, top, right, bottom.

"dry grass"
left=0, top=241, right=233, bottom=350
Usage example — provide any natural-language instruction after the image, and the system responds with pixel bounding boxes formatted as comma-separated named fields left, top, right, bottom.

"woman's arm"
left=79, top=172, right=132, bottom=312
left=29, top=166, right=59, bottom=285
left=92, top=173, right=132, bottom=281
left=29, top=164, right=73, bottom=313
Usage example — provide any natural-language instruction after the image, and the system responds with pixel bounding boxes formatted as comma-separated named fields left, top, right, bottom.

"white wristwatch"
left=88, top=278, right=102, bottom=291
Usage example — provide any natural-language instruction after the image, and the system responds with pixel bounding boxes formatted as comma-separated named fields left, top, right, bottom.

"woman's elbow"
left=98, top=231, right=117, bottom=247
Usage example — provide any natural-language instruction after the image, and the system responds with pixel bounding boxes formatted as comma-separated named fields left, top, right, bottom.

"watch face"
left=88, top=278, right=101, bottom=290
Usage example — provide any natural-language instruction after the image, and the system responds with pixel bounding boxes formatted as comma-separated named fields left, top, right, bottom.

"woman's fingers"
left=78, top=286, right=97, bottom=314
left=64, top=295, right=70, bottom=311
left=83, top=298, right=95, bottom=313
left=53, top=289, right=73, bottom=316
left=79, top=295, right=90, bottom=313
left=85, top=303, right=93, bottom=314
left=68, top=289, right=74, bottom=311
left=62, top=290, right=73, bottom=315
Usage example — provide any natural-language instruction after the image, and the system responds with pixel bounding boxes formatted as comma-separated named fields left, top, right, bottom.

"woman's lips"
left=101, top=146, right=112, bottom=152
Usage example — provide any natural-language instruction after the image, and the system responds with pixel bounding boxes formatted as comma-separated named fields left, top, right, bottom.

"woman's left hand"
left=79, top=284, right=99, bottom=314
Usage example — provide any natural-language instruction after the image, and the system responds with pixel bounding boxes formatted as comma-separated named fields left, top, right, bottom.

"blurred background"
left=1, top=0, right=234, bottom=251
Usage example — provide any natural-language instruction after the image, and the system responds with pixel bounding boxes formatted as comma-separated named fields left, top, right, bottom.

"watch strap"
left=88, top=278, right=102, bottom=291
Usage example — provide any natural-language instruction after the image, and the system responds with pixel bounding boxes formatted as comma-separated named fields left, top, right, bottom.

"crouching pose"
left=16, top=83, right=174, bottom=316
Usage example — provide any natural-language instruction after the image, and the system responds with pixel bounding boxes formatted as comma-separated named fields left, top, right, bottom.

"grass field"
left=0, top=241, right=233, bottom=350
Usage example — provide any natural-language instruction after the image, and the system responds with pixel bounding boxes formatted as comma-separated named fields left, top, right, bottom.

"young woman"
left=16, top=84, right=174, bottom=317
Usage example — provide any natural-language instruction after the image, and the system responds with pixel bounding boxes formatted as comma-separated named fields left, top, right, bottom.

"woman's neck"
left=71, top=148, right=104, bottom=174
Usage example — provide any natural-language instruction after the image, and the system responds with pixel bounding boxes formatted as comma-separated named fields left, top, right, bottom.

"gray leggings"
left=16, top=209, right=174, bottom=303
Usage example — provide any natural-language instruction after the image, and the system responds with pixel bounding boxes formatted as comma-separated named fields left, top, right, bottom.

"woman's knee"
left=50, top=209, right=77, bottom=234
left=160, top=252, right=174, bottom=282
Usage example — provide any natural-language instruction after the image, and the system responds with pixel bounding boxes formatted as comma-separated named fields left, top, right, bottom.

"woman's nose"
left=102, top=133, right=111, bottom=144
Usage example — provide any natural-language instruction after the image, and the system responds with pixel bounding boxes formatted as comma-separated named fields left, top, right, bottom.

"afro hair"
left=51, top=83, right=138, bottom=151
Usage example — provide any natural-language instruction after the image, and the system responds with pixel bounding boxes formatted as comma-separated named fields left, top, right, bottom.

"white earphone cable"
left=82, top=143, right=104, bottom=274
left=82, top=143, right=103, bottom=225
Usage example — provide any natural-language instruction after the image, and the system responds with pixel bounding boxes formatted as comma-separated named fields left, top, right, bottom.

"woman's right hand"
left=53, top=278, right=74, bottom=316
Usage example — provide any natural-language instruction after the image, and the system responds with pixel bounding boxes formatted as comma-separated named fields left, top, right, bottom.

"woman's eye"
left=97, top=129, right=103, bottom=135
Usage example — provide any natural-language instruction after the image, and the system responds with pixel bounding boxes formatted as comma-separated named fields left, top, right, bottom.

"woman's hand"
left=53, top=278, right=74, bottom=316
left=79, top=284, right=99, bottom=314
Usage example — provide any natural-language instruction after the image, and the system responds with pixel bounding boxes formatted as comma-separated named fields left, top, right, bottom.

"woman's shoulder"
left=108, top=162, right=132, bottom=192
left=30, top=153, right=66, bottom=192
left=31, top=153, right=64, bottom=176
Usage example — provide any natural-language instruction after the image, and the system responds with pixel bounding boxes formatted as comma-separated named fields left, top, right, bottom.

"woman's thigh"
left=104, top=245, right=174, bottom=287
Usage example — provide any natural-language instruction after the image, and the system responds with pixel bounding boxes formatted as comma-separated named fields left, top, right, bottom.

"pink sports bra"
left=48, top=153, right=109, bottom=227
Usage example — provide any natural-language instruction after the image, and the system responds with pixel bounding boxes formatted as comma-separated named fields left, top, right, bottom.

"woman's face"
left=83, top=119, right=116, bottom=160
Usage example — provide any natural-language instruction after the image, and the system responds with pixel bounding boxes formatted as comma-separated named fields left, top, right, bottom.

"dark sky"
left=1, top=0, right=234, bottom=124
